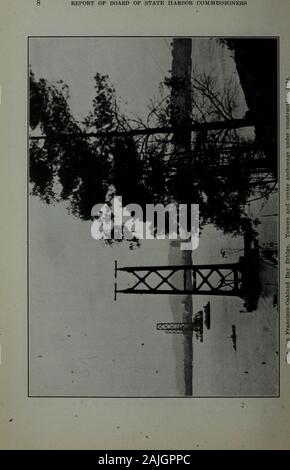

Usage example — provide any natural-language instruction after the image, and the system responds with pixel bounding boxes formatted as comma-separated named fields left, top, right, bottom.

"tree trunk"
left=29, top=118, right=254, bottom=142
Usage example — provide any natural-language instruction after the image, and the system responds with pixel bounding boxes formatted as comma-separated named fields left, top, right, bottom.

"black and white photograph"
left=28, top=36, right=278, bottom=397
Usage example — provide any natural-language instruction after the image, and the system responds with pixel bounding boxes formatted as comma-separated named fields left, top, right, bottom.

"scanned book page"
left=0, top=0, right=290, bottom=450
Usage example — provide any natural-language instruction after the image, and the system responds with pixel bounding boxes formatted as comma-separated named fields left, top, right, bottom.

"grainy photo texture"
left=28, top=37, right=278, bottom=397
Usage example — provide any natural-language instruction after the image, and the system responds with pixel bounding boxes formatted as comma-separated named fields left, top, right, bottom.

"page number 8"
left=36, top=0, right=40, bottom=5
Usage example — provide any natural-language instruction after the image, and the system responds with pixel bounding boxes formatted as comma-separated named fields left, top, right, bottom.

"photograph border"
left=27, top=35, right=280, bottom=399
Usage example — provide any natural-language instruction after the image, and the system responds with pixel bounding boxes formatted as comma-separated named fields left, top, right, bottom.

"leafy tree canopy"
left=30, top=68, right=271, bottom=239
